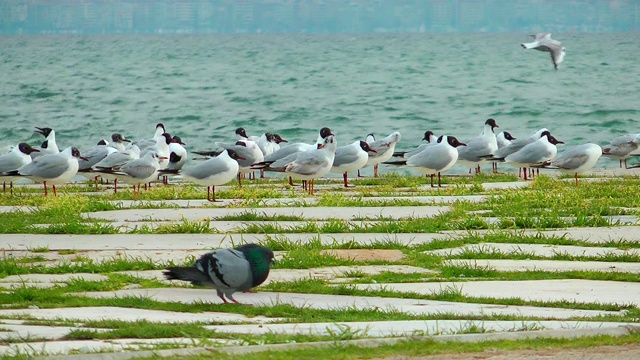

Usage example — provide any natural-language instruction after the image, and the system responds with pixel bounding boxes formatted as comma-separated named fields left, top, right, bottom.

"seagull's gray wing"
left=333, top=146, right=361, bottom=167
left=19, top=155, right=68, bottom=178
left=264, top=143, right=308, bottom=162
left=508, top=143, right=553, bottom=164
left=93, top=151, right=137, bottom=169
left=457, top=137, right=494, bottom=162
left=368, top=139, right=391, bottom=154
left=286, top=151, right=330, bottom=176
left=407, top=146, right=452, bottom=171
left=183, top=158, right=231, bottom=180
left=531, top=33, right=551, bottom=41
left=79, top=146, right=111, bottom=170
left=118, top=159, right=157, bottom=179
left=0, top=154, right=26, bottom=172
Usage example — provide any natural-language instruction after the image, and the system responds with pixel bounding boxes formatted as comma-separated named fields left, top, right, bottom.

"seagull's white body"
left=521, top=33, right=566, bottom=69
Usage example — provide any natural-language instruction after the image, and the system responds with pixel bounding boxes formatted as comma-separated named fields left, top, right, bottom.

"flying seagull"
left=521, top=33, right=566, bottom=70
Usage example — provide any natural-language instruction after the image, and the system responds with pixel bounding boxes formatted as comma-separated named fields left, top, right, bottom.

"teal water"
left=1, top=34, right=639, bottom=170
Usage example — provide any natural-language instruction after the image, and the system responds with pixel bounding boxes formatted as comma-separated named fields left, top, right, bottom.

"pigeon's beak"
left=270, top=258, right=276, bottom=265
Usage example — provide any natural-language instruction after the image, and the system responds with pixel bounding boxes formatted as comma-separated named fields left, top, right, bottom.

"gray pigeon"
left=163, top=244, right=275, bottom=304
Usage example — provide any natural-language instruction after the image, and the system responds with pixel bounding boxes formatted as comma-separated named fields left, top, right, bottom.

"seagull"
left=161, top=149, right=244, bottom=202
left=495, top=131, right=564, bottom=180
left=140, top=133, right=172, bottom=170
left=135, top=123, right=166, bottom=150
left=533, top=143, right=602, bottom=186
left=91, top=144, right=141, bottom=193
left=193, top=140, right=263, bottom=186
left=363, top=131, right=402, bottom=177
left=3, top=146, right=87, bottom=196
left=493, top=131, right=517, bottom=172
left=602, top=133, right=640, bottom=168
left=78, top=133, right=131, bottom=174
left=163, top=243, right=275, bottom=305
left=0, top=143, right=40, bottom=194
left=331, top=140, right=376, bottom=188
left=256, top=133, right=287, bottom=178
left=253, top=134, right=337, bottom=195
left=521, top=33, right=566, bottom=70
left=32, top=127, right=59, bottom=159
left=487, top=128, right=548, bottom=178
left=393, top=130, right=437, bottom=159
left=384, top=135, right=466, bottom=187
left=93, top=151, right=166, bottom=195
left=259, top=127, right=333, bottom=186
left=457, top=118, right=499, bottom=174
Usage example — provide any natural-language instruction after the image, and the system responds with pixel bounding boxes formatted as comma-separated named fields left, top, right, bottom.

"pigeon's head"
left=359, top=140, right=376, bottom=153
left=235, top=244, right=275, bottom=287
left=18, top=143, right=39, bottom=155
left=422, top=130, right=435, bottom=142
left=235, top=127, right=248, bottom=139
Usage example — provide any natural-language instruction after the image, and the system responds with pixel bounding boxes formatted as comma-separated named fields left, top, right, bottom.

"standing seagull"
left=457, top=118, right=499, bottom=174
left=393, top=130, right=437, bottom=159
left=602, top=133, right=640, bottom=168
left=331, top=140, right=376, bottom=188
left=163, top=149, right=244, bottom=202
left=521, top=33, right=566, bottom=70
left=363, top=131, right=402, bottom=177
left=0, top=143, right=40, bottom=194
left=493, top=131, right=517, bottom=173
left=93, top=151, right=166, bottom=195
left=495, top=131, right=564, bottom=180
left=253, top=134, right=338, bottom=195
left=533, top=143, right=602, bottom=186
left=384, top=135, right=467, bottom=187
left=163, top=243, right=275, bottom=305
left=3, top=146, right=87, bottom=196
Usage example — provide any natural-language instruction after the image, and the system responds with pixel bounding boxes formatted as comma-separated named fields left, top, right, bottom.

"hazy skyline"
left=1, top=0, right=639, bottom=34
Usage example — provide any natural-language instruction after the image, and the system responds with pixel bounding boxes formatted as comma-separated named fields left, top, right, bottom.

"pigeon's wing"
left=196, top=249, right=251, bottom=291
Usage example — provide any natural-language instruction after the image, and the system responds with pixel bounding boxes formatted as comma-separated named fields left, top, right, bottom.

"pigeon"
left=163, top=243, right=275, bottom=305
left=521, top=33, right=566, bottom=70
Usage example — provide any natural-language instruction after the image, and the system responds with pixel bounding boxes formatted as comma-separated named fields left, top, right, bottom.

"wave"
left=502, top=78, right=535, bottom=84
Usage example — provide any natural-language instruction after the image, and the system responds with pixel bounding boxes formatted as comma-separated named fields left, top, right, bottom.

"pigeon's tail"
left=163, top=267, right=211, bottom=287
left=521, top=41, right=538, bottom=50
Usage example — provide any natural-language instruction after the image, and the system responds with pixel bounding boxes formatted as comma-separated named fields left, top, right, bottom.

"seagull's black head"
left=319, top=127, right=334, bottom=139
left=273, top=133, right=288, bottom=144
left=172, top=136, right=185, bottom=145
left=447, top=136, right=466, bottom=148
left=235, top=141, right=247, bottom=147
left=503, top=131, right=516, bottom=141
left=112, top=133, right=130, bottom=143
left=97, top=139, right=109, bottom=146
left=227, top=149, right=246, bottom=161
left=359, top=140, right=376, bottom=153
left=161, top=133, right=172, bottom=145
left=422, top=130, right=435, bottom=142
left=236, top=128, right=248, bottom=138
left=18, top=143, right=39, bottom=155
left=35, top=127, right=54, bottom=137
left=71, top=147, right=88, bottom=161
left=485, top=118, right=499, bottom=131
left=156, top=123, right=165, bottom=132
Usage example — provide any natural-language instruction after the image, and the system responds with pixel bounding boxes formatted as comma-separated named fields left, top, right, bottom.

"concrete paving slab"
left=82, top=206, right=451, bottom=222
left=0, top=233, right=447, bottom=251
left=446, top=259, right=640, bottom=273
left=482, top=215, right=638, bottom=226
left=482, top=182, right=531, bottom=190
left=0, top=206, right=34, bottom=213
left=425, top=243, right=637, bottom=258
left=320, top=249, right=404, bottom=261
left=106, top=220, right=384, bottom=233
left=74, top=289, right=619, bottom=319
left=0, top=307, right=281, bottom=324
left=0, top=274, right=109, bottom=283
left=0, top=340, right=129, bottom=357
left=205, top=320, right=632, bottom=337
left=0, top=324, right=109, bottom=341
left=444, top=227, right=640, bottom=244
left=352, top=279, right=640, bottom=306
left=120, top=266, right=436, bottom=285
